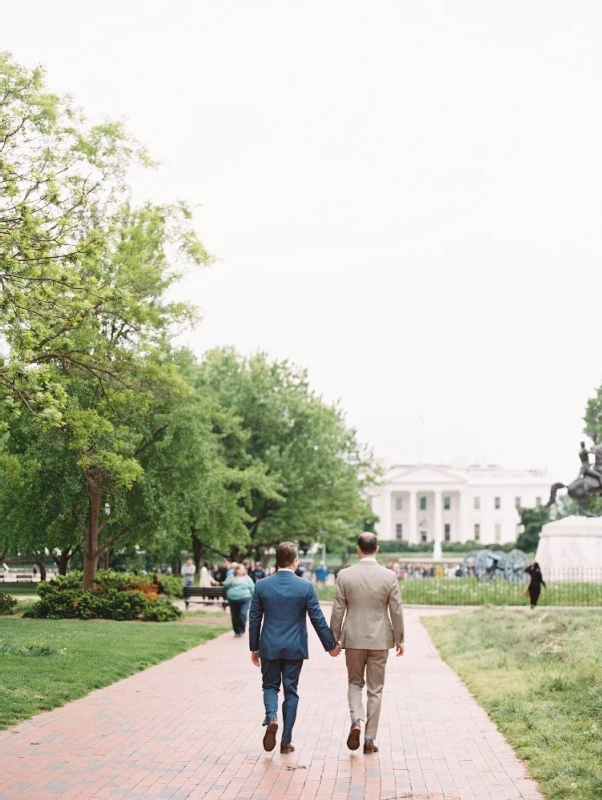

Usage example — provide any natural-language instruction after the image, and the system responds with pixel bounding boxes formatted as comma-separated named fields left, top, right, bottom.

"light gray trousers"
left=345, top=648, right=388, bottom=741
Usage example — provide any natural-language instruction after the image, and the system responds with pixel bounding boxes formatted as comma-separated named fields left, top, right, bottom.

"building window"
left=420, top=529, right=427, bottom=543
left=474, top=496, right=480, bottom=510
left=515, top=496, right=521, bottom=510
left=495, top=523, right=502, bottom=543
left=395, top=496, right=402, bottom=511
left=420, top=496, right=427, bottom=511
left=395, top=523, right=403, bottom=540
left=443, top=496, right=451, bottom=510
left=536, top=497, right=542, bottom=507
left=494, top=496, right=500, bottom=510
left=474, top=523, right=480, bottom=541
left=444, top=523, right=451, bottom=541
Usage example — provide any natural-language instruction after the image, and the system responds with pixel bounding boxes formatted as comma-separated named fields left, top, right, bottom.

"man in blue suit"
left=249, top=542, right=340, bottom=753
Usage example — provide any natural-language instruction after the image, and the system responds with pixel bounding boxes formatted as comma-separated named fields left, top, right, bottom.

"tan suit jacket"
left=330, top=560, right=404, bottom=649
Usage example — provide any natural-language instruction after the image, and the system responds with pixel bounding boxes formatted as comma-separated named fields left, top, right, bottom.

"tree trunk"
left=54, top=549, right=72, bottom=576
left=83, top=477, right=102, bottom=590
left=35, top=558, right=47, bottom=581
left=191, top=529, right=202, bottom=574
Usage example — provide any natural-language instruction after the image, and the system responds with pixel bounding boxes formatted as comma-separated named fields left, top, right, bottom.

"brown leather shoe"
left=263, top=719, right=278, bottom=752
left=347, top=722, right=361, bottom=751
left=280, top=743, right=295, bottom=754
left=363, top=741, right=379, bottom=754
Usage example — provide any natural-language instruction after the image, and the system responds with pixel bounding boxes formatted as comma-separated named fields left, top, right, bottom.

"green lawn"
left=0, top=583, right=38, bottom=596
left=424, top=608, right=602, bottom=800
left=316, top=577, right=602, bottom=606
left=0, top=616, right=228, bottom=728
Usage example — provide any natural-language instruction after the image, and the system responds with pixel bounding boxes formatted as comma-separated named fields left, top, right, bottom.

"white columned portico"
left=381, top=490, right=392, bottom=540
left=408, top=491, right=417, bottom=544
left=433, top=489, right=443, bottom=558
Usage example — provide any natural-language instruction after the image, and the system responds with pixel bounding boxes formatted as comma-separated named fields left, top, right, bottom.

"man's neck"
left=359, top=555, right=377, bottom=562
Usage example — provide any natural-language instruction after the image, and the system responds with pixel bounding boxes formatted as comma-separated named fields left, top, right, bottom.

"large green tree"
left=0, top=53, right=157, bottom=418
left=194, top=348, right=375, bottom=557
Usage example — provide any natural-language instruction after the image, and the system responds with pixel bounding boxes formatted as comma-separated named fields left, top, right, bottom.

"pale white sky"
left=5, top=1, right=602, bottom=476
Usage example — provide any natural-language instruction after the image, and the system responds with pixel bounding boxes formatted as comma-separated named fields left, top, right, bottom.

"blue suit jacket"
left=249, top=570, right=337, bottom=660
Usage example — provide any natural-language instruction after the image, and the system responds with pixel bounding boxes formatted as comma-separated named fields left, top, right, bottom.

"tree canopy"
left=0, top=54, right=375, bottom=584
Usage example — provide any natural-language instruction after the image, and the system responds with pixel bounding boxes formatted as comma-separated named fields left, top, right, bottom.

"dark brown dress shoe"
left=347, top=722, right=361, bottom=751
left=263, top=719, right=278, bottom=752
left=363, top=741, right=379, bottom=754
left=280, top=743, right=295, bottom=754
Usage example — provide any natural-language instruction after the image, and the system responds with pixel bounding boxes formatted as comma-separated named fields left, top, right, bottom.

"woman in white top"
left=199, top=560, right=219, bottom=588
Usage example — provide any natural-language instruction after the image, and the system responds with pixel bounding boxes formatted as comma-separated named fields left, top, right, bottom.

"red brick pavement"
left=0, top=609, right=543, bottom=800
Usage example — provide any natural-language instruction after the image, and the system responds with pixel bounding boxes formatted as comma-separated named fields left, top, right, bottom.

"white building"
left=372, top=459, right=551, bottom=546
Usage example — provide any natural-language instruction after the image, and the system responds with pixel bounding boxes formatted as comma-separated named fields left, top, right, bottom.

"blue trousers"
left=261, top=658, right=303, bottom=744
left=229, top=598, right=251, bottom=634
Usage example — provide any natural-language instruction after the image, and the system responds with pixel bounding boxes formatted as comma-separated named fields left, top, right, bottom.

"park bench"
left=15, top=574, right=34, bottom=582
left=183, top=586, right=228, bottom=611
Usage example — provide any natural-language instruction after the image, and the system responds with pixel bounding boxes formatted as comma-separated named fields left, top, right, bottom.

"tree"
left=0, top=420, right=82, bottom=577
left=516, top=506, right=549, bottom=552
left=1, top=196, right=211, bottom=588
left=195, top=349, right=376, bottom=557
left=1, top=53, right=156, bottom=419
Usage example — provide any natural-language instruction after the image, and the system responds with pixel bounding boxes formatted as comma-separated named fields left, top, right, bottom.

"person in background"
left=314, top=561, right=329, bottom=586
left=216, top=558, right=232, bottom=584
left=225, top=564, right=255, bottom=637
left=200, top=560, right=219, bottom=588
left=524, top=562, right=546, bottom=609
left=181, top=558, right=196, bottom=588
left=294, top=563, right=306, bottom=578
left=152, top=573, right=165, bottom=595
left=248, top=561, right=266, bottom=583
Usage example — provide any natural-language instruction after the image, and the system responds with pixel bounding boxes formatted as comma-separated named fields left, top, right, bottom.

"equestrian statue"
left=546, top=440, right=602, bottom=515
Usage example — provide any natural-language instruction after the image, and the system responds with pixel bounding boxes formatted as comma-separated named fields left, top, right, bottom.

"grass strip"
left=423, top=608, right=602, bottom=800
left=0, top=616, right=228, bottom=728
left=317, top=577, right=602, bottom=606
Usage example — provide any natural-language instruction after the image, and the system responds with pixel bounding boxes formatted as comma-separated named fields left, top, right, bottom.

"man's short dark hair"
left=276, top=542, right=298, bottom=568
left=357, top=532, right=378, bottom=554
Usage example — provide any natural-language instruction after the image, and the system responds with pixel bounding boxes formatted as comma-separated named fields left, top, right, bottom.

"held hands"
left=395, top=643, right=405, bottom=657
left=329, top=642, right=342, bottom=657
left=251, top=651, right=260, bottom=667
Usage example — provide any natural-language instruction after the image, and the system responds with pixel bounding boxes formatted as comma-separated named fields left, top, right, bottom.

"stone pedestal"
left=535, top=515, right=602, bottom=579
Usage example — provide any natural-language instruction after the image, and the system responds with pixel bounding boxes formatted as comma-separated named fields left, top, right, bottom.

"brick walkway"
left=0, top=609, right=542, bottom=800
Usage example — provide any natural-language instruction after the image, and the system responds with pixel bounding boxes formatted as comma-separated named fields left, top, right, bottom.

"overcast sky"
left=5, top=1, right=602, bottom=476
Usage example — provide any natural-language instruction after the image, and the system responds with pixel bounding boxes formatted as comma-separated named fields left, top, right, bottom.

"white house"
left=372, top=458, right=551, bottom=546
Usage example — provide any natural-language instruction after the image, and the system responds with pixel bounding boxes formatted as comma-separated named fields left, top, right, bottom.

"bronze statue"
left=546, top=439, right=602, bottom=514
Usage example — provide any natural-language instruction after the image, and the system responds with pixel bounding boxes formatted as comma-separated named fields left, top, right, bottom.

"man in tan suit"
left=330, top=532, right=404, bottom=754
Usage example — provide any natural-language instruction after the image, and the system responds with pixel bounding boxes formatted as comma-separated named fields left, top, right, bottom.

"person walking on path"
left=524, top=561, right=547, bottom=608
left=225, top=564, right=255, bottom=637
left=249, top=542, right=341, bottom=754
left=314, top=561, right=329, bottom=586
left=181, top=558, right=196, bottom=588
left=330, top=532, right=405, bottom=755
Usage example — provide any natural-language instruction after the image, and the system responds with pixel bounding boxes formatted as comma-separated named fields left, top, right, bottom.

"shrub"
left=159, top=574, right=184, bottom=598
left=24, top=576, right=179, bottom=622
left=24, top=589, right=81, bottom=619
left=0, top=594, right=17, bottom=615
left=142, top=598, right=182, bottom=622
